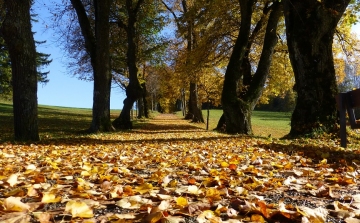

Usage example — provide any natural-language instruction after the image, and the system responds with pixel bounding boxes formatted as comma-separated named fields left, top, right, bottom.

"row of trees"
left=0, top=0, right=359, bottom=141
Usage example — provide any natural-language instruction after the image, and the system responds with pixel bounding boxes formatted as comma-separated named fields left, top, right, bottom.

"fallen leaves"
left=1, top=114, right=360, bottom=222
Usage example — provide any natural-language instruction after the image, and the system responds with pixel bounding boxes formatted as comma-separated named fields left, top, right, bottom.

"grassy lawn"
left=176, top=109, right=291, bottom=138
left=0, top=103, right=121, bottom=142
left=1, top=103, right=292, bottom=141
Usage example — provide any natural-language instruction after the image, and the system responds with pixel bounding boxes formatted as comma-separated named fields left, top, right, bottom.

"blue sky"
left=32, top=0, right=126, bottom=109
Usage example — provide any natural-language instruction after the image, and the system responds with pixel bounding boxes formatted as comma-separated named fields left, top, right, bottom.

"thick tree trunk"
left=221, top=0, right=255, bottom=134
left=114, top=98, right=135, bottom=129
left=113, top=81, right=142, bottom=128
left=71, top=0, right=113, bottom=132
left=137, top=83, right=149, bottom=118
left=113, top=0, right=144, bottom=129
left=138, top=97, right=144, bottom=118
left=283, top=0, right=350, bottom=136
left=1, top=0, right=40, bottom=141
left=185, top=82, right=204, bottom=122
left=142, top=82, right=149, bottom=118
left=220, top=1, right=281, bottom=134
left=90, top=0, right=113, bottom=132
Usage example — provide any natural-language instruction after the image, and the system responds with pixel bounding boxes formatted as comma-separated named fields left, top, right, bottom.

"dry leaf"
left=7, top=174, right=19, bottom=187
left=3, top=196, right=30, bottom=212
left=41, top=192, right=62, bottom=203
left=161, top=216, right=185, bottom=223
left=65, top=200, right=94, bottom=218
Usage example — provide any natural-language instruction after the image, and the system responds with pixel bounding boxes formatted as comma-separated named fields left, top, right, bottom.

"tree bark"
left=90, top=0, right=113, bottom=132
left=182, top=0, right=204, bottom=123
left=113, top=0, right=144, bottom=129
left=185, top=82, right=204, bottom=122
left=220, top=1, right=281, bottom=134
left=1, top=0, right=40, bottom=141
left=220, top=0, right=255, bottom=134
left=71, top=0, right=114, bottom=132
left=283, top=0, right=350, bottom=136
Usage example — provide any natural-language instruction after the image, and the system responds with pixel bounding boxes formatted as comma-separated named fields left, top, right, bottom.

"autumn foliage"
left=1, top=114, right=360, bottom=222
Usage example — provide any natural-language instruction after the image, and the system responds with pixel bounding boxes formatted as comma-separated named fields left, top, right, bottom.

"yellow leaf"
left=81, top=171, right=91, bottom=177
left=251, top=214, right=265, bottom=223
left=65, top=200, right=94, bottom=218
left=305, top=183, right=317, bottom=190
left=220, top=161, right=229, bottom=168
left=205, top=188, right=221, bottom=201
left=320, top=158, right=327, bottom=164
left=168, top=179, right=178, bottom=188
left=176, top=197, right=188, bottom=208
left=41, top=192, right=62, bottom=203
left=135, top=183, right=153, bottom=194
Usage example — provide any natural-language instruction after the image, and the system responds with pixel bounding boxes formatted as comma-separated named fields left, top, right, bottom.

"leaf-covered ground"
left=1, top=114, right=360, bottom=223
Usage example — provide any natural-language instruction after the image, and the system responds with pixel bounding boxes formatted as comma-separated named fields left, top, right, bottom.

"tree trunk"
left=220, top=1, right=281, bottom=134
left=142, top=82, right=149, bottom=118
left=113, top=0, right=144, bottom=129
left=137, top=82, right=149, bottom=118
left=283, top=0, right=350, bottom=136
left=71, top=0, right=114, bottom=132
left=90, top=0, right=113, bottom=132
left=185, top=82, right=204, bottom=122
left=1, top=0, right=40, bottom=141
left=221, top=0, right=255, bottom=134
left=138, top=97, right=144, bottom=118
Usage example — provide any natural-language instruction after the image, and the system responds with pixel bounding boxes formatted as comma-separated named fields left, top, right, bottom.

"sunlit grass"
left=176, top=109, right=291, bottom=138
left=0, top=103, right=124, bottom=142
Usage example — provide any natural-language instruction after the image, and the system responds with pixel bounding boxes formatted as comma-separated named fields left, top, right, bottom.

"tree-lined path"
left=1, top=112, right=360, bottom=222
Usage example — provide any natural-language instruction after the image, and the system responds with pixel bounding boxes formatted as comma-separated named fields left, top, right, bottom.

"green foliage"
left=0, top=39, right=12, bottom=98
left=0, top=14, right=51, bottom=98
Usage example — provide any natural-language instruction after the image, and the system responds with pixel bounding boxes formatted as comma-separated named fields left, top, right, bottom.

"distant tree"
left=162, top=0, right=204, bottom=123
left=112, top=0, right=167, bottom=128
left=0, top=0, right=40, bottom=141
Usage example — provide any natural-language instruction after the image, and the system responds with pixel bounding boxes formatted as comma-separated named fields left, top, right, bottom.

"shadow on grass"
left=137, top=122, right=204, bottom=131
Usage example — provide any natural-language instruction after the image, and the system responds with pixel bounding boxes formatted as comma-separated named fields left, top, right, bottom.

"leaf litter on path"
left=0, top=113, right=360, bottom=222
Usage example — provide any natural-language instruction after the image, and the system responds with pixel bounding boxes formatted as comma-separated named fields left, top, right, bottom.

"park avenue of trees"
left=1, top=0, right=360, bottom=141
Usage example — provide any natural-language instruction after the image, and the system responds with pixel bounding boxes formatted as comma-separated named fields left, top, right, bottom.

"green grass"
left=176, top=109, right=291, bottom=138
left=0, top=103, right=122, bottom=142
left=0, top=103, right=291, bottom=142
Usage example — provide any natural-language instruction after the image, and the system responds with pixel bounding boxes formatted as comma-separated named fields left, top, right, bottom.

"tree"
left=0, top=29, right=52, bottom=99
left=112, top=0, right=166, bottom=128
left=282, top=0, right=351, bottom=136
left=112, top=0, right=146, bottom=129
left=70, top=0, right=114, bottom=132
left=218, top=0, right=282, bottom=134
left=162, top=0, right=204, bottom=123
left=0, top=0, right=40, bottom=141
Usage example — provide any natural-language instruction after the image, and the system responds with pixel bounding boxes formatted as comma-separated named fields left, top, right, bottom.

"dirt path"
left=131, top=113, right=231, bottom=142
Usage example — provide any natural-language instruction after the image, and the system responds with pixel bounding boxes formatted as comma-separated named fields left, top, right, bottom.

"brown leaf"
left=141, top=212, right=163, bottom=223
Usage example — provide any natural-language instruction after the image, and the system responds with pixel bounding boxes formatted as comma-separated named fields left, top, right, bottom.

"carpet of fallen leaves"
left=2, top=114, right=360, bottom=223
